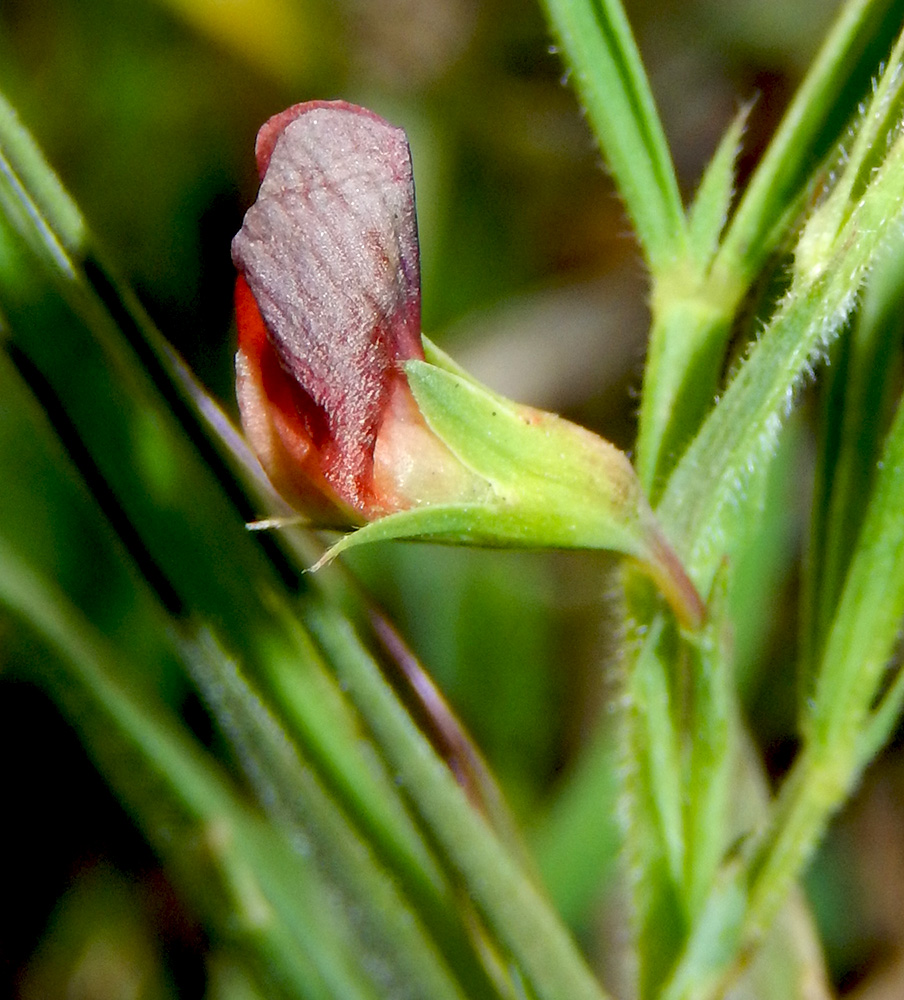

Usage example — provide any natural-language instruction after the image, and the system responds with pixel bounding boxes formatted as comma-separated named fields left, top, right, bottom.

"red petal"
left=235, top=275, right=354, bottom=521
left=232, top=102, right=424, bottom=512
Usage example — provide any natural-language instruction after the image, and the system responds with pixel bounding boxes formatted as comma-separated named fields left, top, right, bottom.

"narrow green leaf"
left=681, top=577, right=734, bottom=922
left=706, top=367, right=904, bottom=979
left=794, top=24, right=904, bottom=281
left=620, top=576, right=735, bottom=995
left=716, top=0, right=904, bottom=286
left=306, top=602, right=614, bottom=1000
left=636, top=0, right=904, bottom=494
left=0, top=543, right=384, bottom=1000
left=632, top=617, right=685, bottom=893
left=809, top=393, right=904, bottom=751
left=619, top=622, right=688, bottom=1000
left=0, top=343, right=497, bottom=999
left=687, top=107, right=749, bottom=273
left=660, top=117, right=904, bottom=593
left=859, top=660, right=904, bottom=767
left=658, top=865, right=747, bottom=1000
left=183, top=630, right=487, bottom=1000
left=800, top=232, right=904, bottom=688
left=0, top=93, right=84, bottom=253
left=539, top=0, right=686, bottom=274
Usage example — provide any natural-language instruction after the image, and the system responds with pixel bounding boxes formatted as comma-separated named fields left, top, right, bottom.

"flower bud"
left=232, top=100, right=488, bottom=522
left=233, top=101, right=703, bottom=629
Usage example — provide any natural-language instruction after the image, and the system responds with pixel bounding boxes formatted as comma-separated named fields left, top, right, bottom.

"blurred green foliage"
left=5, top=0, right=901, bottom=995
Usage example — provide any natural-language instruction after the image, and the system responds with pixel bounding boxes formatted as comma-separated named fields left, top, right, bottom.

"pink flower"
left=232, top=101, right=478, bottom=523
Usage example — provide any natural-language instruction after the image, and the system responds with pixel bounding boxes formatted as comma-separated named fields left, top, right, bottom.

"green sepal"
left=320, top=349, right=704, bottom=628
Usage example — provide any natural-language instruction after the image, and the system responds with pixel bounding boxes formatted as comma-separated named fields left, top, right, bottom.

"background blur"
left=6, top=0, right=903, bottom=996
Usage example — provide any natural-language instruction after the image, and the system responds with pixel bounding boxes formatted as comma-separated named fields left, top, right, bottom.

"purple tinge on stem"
left=232, top=100, right=466, bottom=522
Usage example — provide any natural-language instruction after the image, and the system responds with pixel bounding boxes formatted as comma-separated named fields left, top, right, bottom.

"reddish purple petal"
left=232, top=101, right=424, bottom=510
